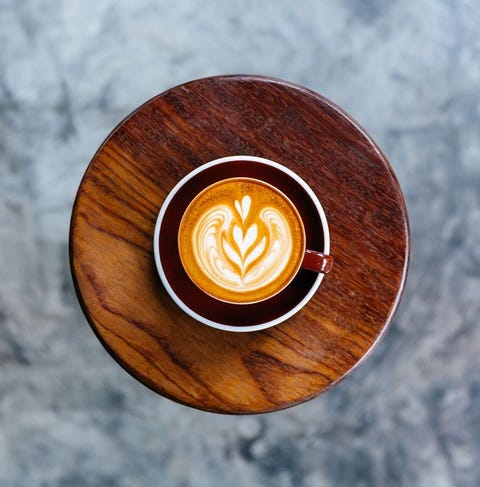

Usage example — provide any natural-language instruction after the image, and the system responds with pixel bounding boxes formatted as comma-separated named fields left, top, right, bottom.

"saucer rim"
left=153, top=155, right=330, bottom=332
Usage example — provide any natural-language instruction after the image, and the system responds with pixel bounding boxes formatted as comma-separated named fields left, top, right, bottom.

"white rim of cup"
left=153, top=155, right=331, bottom=332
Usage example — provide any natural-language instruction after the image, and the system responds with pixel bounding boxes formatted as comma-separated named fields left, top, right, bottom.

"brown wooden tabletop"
left=69, top=75, right=409, bottom=414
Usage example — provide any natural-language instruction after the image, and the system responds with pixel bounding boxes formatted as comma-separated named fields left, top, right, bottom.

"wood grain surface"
left=69, top=75, right=409, bottom=414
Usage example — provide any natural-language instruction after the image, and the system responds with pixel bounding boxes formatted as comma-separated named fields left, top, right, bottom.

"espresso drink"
left=178, top=178, right=305, bottom=304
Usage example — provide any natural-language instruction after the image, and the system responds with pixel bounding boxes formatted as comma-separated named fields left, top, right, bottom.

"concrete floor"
left=1, top=1, right=479, bottom=486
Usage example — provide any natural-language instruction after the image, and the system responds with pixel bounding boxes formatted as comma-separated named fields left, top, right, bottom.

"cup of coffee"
left=154, top=155, right=333, bottom=332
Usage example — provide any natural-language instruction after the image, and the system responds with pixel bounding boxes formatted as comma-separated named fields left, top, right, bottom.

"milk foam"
left=192, top=194, right=293, bottom=293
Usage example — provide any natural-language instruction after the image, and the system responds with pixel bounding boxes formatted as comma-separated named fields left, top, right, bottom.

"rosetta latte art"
left=193, top=195, right=293, bottom=292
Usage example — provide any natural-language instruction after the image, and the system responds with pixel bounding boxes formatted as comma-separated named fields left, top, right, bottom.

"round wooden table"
left=70, top=75, right=409, bottom=414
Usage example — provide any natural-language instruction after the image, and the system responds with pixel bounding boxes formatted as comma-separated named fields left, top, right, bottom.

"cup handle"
left=301, top=249, right=334, bottom=274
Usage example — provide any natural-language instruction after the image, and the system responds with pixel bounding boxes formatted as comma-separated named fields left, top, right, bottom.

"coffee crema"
left=178, top=178, right=305, bottom=304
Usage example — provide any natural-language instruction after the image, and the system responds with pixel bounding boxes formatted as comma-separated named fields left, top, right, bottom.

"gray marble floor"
left=1, top=0, right=479, bottom=486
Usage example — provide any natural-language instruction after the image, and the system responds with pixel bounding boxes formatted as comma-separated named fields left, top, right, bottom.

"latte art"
left=178, top=178, right=305, bottom=304
left=193, top=195, right=292, bottom=291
